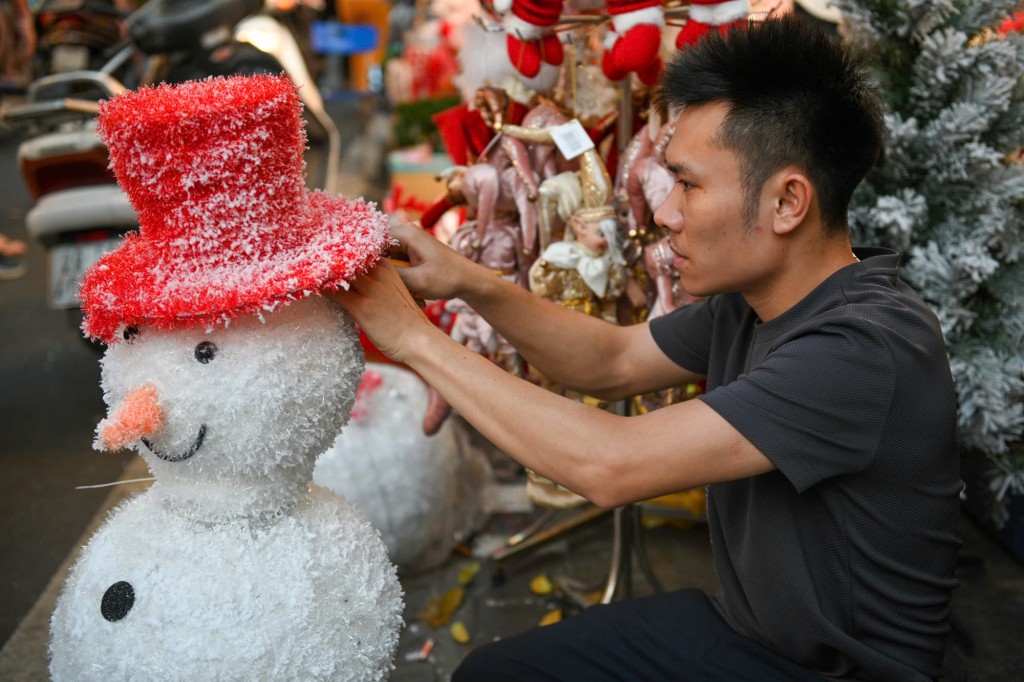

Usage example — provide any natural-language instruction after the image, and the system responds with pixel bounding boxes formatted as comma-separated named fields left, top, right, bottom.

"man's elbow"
left=585, top=489, right=625, bottom=510
left=575, top=459, right=631, bottom=509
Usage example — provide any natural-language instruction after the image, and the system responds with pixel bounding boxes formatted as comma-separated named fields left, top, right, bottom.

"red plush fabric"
left=432, top=104, right=494, bottom=166
left=676, top=1, right=748, bottom=50
left=509, top=0, right=564, bottom=28
left=432, top=101, right=528, bottom=166
left=79, top=74, right=390, bottom=343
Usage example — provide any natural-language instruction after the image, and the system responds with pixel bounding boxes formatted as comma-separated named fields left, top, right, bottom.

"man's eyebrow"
left=664, top=159, right=689, bottom=176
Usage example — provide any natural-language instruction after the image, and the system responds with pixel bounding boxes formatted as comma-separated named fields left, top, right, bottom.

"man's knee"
left=452, top=641, right=512, bottom=682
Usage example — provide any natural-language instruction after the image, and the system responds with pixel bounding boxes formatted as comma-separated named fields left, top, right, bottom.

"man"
left=330, top=16, right=961, bottom=681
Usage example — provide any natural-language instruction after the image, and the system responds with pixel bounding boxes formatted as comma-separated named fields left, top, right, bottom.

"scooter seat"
left=26, top=185, right=137, bottom=242
left=129, top=0, right=263, bottom=54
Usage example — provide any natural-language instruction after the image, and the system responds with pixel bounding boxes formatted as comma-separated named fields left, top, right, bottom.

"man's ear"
left=769, top=170, right=813, bottom=236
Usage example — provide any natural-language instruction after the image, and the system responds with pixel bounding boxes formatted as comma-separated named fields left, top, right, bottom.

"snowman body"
left=50, top=297, right=404, bottom=681
left=315, top=364, right=490, bottom=572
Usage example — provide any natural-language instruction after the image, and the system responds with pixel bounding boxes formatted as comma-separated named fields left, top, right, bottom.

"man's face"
left=653, top=102, right=775, bottom=298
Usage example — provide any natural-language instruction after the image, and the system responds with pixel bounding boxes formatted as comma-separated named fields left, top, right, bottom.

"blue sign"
left=310, top=21, right=379, bottom=55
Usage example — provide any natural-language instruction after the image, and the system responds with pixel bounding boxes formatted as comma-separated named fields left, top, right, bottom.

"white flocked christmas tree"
left=838, top=0, right=1024, bottom=526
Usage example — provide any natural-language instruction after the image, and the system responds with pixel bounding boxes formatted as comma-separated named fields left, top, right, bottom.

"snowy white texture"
left=49, top=486, right=403, bottom=682
left=952, top=346, right=1024, bottom=456
left=314, top=365, right=491, bottom=572
left=96, top=297, right=364, bottom=520
left=849, top=187, right=927, bottom=251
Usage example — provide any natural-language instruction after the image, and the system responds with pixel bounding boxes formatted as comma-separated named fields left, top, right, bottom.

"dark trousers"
left=452, top=588, right=825, bottom=681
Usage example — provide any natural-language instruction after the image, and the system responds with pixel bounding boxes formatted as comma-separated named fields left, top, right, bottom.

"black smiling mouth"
left=142, top=424, right=207, bottom=462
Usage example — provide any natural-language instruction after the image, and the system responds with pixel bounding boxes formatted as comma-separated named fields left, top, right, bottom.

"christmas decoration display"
left=614, top=106, right=677, bottom=238
left=494, top=0, right=566, bottom=79
left=389, top=0, right=748, bottom=516
left=602, top=0, right=665, bottom=85
left=529, top=205, right=627, bottom=325
left=314, top=364, right=492, bottom=572
left=52, top=75, right=403, bottom=680
left=676, top=0, right=750, bottom=50
left=840, top=0, right=1024, bottom=527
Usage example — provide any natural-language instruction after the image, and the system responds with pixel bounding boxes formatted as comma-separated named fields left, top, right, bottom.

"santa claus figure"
left=676, top=0, right=750, bottom=50
left=494, top=0, right=566, bottom=79
left=602, top=0, right=665, bottom=86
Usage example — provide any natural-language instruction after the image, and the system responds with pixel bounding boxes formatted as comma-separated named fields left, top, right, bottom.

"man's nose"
left=653, top=193, right=682, bottom=231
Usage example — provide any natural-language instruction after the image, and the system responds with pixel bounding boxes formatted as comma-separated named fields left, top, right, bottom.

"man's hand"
left=389, top=222, right=488, bottom=303
left=327, top=259, right=442, bottom=366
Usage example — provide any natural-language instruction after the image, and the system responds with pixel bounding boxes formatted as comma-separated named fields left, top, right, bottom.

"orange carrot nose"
left=95, top=384, right=163, bottom=451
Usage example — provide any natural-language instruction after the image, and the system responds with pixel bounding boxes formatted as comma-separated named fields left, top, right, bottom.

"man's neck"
left=744, top=239, right=859, bottom=322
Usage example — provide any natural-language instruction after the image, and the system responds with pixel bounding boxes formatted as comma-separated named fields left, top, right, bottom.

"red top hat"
left=79, top=74, right=389, bottom=343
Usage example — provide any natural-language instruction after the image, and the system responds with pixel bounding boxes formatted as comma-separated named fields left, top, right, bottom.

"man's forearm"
left=406, top=322, right=625, bottom=505
left=458, top=270, right=634, bottom=397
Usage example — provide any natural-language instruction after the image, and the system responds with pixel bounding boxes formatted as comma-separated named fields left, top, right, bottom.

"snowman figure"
left=50, top=74, right=403, bottom=681
left=315, top=364, right=492, bottom=573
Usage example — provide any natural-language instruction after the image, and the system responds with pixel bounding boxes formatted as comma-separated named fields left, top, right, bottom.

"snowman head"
left=96, top=296, right=364, bottom=515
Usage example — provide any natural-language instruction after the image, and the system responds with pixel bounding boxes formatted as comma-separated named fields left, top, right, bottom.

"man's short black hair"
left=660, top=16, right=885, bottom=235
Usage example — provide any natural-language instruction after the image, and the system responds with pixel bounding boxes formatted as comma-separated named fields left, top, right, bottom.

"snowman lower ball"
left=53, top=74, right=401, bottom=680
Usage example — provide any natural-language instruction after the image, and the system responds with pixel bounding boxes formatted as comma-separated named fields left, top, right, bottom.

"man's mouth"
left=142, top=424, right=207, bottom=462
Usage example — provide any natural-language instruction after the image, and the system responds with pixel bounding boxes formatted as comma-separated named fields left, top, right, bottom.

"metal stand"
left=599, top=504, right=665, bottom=603
left=488, top=503, right=666, bottom=604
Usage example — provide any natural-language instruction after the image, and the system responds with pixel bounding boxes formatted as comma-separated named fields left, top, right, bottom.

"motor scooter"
left=1, top=0, right=340, bottom=340
left=33, top=0, right=128, bottom=77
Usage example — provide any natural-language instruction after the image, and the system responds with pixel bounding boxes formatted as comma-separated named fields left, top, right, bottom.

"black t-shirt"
left=650, top=248, right=961, bottom=681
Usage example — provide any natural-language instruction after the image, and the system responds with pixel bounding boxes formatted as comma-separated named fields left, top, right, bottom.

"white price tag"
left=550, top=119, right=595, bottom=160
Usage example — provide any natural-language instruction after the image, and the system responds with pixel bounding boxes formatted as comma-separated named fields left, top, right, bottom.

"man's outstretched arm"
left=388, top=222, right=701, bottom=399
left=328, top=259, right=774, bottom=509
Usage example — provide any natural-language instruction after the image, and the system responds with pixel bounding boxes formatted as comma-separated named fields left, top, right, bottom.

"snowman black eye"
left=194, top=341, right=217, bottom=364
left=101, top=581, right=135, bottom=622
left=123, top=326, right=140, bottom=343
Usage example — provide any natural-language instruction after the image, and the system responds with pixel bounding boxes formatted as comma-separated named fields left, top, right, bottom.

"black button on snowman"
left=50, top=74, right=403, bottom=681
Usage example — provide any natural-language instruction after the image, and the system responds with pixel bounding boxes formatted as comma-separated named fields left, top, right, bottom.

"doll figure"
left=500, top=119, right=613, bottom=252
left=525, top=205, right=627, bottom=507
left=447, top=212, right=529, bottom=377
left=529, top=205, right=626, bottom=326
left=614, top=101, right=678, bottom=233
left=643, top=235, right=699, bottom=319
left=517, top=96, right=578, bottom=182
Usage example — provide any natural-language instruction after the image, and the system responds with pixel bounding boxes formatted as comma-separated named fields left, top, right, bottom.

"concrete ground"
left=2, top=90, right=1024, bottom=681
